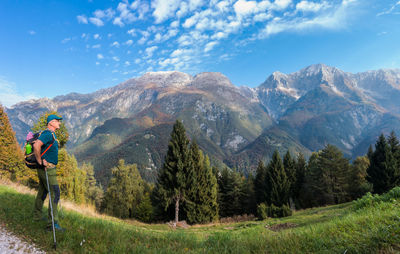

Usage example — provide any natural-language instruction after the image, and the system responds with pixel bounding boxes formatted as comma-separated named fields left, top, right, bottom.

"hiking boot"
left=47, top=222, right=66, bottom=232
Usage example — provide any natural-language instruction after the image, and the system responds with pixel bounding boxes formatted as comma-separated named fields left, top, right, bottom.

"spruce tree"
left=265, top=150, right=289, bottom=207
left=387, top=131, right=400, bottom=187
left=300, top=152, right=320, bottom=208
left=317, top=144, right=351, bottom=204
left=350, top=156, right=372, bottom=199
left=294, top=152, right=306, bottom=208
left=154, top=120, right=192, bottom=224
left=367, top=133, right=398, bottom=194
left=240, top=173, right=256, bottom=215
left=217, top=168, right=244, bottom=217
left=254, top=161, right=266, bottom=205
left=184, top=141, right=218, bottom=224
left=104, top=159, right=144, bottom=218
left=283, top=151, right=296, bottom=207
left=82, top=162, right=104, bottom=209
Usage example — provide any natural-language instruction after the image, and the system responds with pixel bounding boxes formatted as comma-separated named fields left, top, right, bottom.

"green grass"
left=1, top=184, right=400, bottom=253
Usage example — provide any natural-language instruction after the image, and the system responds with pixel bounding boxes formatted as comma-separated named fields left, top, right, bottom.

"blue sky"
left=0, top=0, right=399, bottom=107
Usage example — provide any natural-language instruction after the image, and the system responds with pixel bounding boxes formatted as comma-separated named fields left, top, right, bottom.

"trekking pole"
left=45, top=169, right=57, bottom=250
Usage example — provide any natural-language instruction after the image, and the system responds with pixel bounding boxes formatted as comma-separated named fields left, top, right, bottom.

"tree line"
left=1, top=106, right=400, bottom=224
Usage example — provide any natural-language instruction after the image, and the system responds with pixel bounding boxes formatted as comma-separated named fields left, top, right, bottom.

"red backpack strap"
left=40, top=130, right=56, bottom=157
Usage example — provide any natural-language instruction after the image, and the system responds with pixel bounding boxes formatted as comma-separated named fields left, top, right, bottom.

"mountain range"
left=6, top=64, right=400, bottom=184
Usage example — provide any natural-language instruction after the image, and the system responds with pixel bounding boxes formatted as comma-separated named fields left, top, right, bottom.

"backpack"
left=24, top=130, right=56, bottom=169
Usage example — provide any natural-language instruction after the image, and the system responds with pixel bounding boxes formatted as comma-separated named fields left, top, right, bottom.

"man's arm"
left=33, top=140, right=48, bottom=167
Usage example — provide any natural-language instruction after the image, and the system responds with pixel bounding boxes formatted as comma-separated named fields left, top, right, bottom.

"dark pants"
left=33, top=168, right=60, bottom=223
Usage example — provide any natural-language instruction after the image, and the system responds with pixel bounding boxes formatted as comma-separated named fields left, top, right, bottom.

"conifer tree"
left=300, top=152, right=320, bottom=208
left=367, top=133, right=399, bottom=194
left=240, top=173, right=256, bottom=215
left=265, top=150, right=289, bottom=207
left=350, top=156, right=372, bottom=199
left=254, top=161, right=266, bottom=204
left=283, top=151, right=296, bottom=207
left=302, top=145, right=351, bottom=206
left=185, top=141, right=219, bottom=224
left=317, top=144, right=351, bottom=204
left=154, top=120, right=192, bottom=224
left=57, top=149, right=87, bottom=203
left=0, top=105, right=28, bottom=182
left=82, top=162, right=104, bottom=209
left=294, top=152, right=306, bottom=207
left=387, top=131, right=400, bottom=187
left=217, top=168, right=244, bottom=217
left=104, top=159, right=144, bottom=218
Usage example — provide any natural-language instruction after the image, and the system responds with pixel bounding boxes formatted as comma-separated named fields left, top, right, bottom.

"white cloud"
left=125, top=39, right=133, bottom=45
left=145, top=46, right=158, bottom=58
left=125, top=61, right=131, bottom=66
left=254, top=13, right=272, bottom=22
left=28, top=30, right=36, bottom=35
left=234, top=0, right=258, bottom=17
left=111, top=41, right=120, bottom=47
left=204, top=41, right=218, bottom=52
left=170, top=20, right=179, bottom=28
left=296, top=1, right=329, bottom=12
left=92, top=44, right=101, bottom=49
left=93, top=34, right=100, bottom=39
left=77, top=15, right=88, bottom=24
left=113, top=17, right=125, bottom=27
left=61, top=38, right=71, bottom=43
left=89, top=17, right=104, bottom=26
left=94, top=8, right=115, bottom=20
left=152, top=0, right=181, bottom=23
left=96, top=62, right=100, bottom=65
left=135, top=59, right=141, bottom=64
left=377, top=1, right=400, bottom=16
left=272, top=0, right=292, bottom=10
left=260, top=1, right=354, bottom=38
left=113, top=56, right=120, bottom=61
left=0, top=77, right=38, bottom=108
left=127, top=29, right=136, bottom=36
left=97, top=54, right=104, bottom=59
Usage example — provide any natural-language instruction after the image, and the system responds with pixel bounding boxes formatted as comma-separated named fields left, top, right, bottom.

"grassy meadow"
left=0, top=182, right=400, bottom=253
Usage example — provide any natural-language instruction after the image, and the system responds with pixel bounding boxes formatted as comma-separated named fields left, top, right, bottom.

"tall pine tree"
left=265, top=150, right=289, bottom=207
left=283, top=151, right=296, bottom=208
left=368, top=133, right=399, bottom=194
left=103, top=159, right=144, bottom=218
left=185, top=141, right=218, bottom=224
left=254, top=161, right=266, bottom=205
left=153, top=120, right=192, bottom=224
left=294, top=152, right=306, bottom=208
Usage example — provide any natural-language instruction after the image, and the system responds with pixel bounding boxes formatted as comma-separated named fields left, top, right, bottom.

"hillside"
left=1, top=182, right=399, bottom=253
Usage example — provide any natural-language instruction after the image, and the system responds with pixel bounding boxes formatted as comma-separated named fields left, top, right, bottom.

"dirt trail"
left=0, top=225, right=45, bottom=254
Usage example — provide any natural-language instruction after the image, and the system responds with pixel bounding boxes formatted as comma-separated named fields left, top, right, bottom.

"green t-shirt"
left=38, top=129, right=59, bottom=165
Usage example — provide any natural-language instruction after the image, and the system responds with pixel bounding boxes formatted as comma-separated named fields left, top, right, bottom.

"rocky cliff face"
left=6, top=64, right=400, bottom=181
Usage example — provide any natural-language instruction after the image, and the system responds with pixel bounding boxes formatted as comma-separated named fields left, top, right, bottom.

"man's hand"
left=42, top=159, right=48, bottom=170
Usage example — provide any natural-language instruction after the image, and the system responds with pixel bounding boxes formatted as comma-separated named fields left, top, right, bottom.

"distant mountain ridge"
left=6, top=64, right=400, bottom=183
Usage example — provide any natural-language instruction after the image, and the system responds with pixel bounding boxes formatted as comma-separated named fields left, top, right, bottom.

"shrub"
left=353, top=186, right=400, bottom=210
left=257, top=203, right=292, bottom=219
left=257, top=203, right=268, bottom=220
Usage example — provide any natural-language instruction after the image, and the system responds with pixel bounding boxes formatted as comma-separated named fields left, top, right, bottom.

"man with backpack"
left=32, top=114, right=65, bottom=232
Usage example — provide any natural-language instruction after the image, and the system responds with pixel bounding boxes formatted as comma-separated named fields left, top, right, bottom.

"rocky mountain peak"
left=136, top=71, right=193, bottom=88
left=191, top=72, right=235, bottom=88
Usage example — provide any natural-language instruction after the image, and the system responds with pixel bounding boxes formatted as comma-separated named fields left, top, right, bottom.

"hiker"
left=33, top=114, right=65, bottom=231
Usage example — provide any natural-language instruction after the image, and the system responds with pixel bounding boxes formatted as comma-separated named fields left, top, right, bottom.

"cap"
left=47, top=114, right=63, bottom=124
